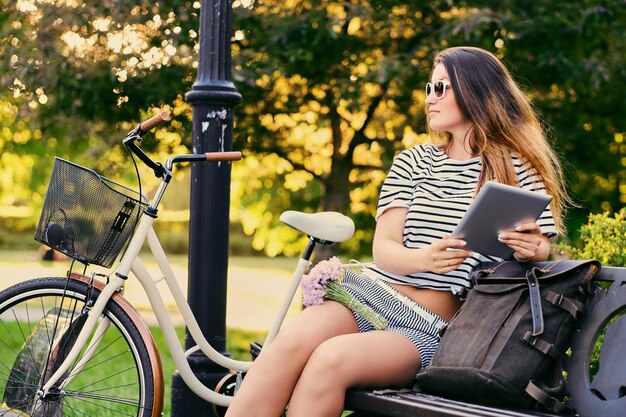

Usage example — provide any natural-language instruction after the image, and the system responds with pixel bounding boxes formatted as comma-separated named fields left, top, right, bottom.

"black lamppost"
left=170, top=0, right=241, bottom=415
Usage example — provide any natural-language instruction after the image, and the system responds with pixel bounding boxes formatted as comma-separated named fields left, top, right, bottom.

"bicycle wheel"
left=0, top=277, right=159, bottom=417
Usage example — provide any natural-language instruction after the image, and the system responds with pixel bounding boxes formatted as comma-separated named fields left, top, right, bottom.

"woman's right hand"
left=420, top=236, right=471, bottom=274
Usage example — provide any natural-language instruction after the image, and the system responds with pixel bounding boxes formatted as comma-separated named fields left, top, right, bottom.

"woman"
left=225, top=46, right=568, bottom=417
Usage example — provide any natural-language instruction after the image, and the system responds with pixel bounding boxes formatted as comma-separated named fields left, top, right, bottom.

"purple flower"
left=300, top=256, right=387, bottom=330
left=300, top=257, right=342, bottom=306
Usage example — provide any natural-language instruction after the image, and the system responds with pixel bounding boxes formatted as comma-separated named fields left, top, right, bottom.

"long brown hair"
left=428, top=46, right=569, bottom=234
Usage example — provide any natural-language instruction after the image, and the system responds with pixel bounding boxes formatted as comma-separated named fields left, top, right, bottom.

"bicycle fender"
left=69, top=273, right=164, bottom=417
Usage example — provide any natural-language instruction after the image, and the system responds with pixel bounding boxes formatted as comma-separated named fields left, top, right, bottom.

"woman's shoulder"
left=398, top=143, right=443, bottom=162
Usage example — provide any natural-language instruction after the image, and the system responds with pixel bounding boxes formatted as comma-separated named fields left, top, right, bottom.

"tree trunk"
left=314, top=108, right=353, bottom=261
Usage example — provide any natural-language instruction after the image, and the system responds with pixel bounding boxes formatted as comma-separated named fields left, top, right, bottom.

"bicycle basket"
left=34, top=158, right=148, bottom=268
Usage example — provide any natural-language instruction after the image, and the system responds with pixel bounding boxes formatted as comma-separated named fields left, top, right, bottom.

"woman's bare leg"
left=286, top=331, right=421, bottom=417
left=225, top=301, right=359, bottom=417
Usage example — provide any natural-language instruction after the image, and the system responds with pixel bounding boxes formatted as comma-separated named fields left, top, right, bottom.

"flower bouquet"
left=300, top=256, right=388, bottom=330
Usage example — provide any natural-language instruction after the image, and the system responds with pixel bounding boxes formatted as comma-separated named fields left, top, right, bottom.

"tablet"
left=450, top=181, right=553, bottom=258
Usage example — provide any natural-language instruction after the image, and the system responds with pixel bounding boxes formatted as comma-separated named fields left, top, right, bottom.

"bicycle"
left=0, top=112, right=355, bottom=417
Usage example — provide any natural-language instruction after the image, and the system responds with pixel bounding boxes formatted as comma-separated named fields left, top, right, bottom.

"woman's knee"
left=265, top=324, right=313, bottom=360
left=299, top=338, right=356, bottom=388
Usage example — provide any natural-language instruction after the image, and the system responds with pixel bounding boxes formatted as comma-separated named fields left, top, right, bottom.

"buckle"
left=556, top=293, right=564, bottom=306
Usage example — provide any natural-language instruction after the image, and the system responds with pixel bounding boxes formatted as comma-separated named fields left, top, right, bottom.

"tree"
left=0, top=0, right=198, bottom=225
left=462, top=1, right=626, bottom=235
left=230, top=1, right=451, bottom=257
left=230, top=0, right=626, bottom=255
left=1, top=0, right=624, bottom=257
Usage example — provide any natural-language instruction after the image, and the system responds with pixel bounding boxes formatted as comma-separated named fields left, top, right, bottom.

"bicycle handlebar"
left=205, top=151, right=242, bottom=162
left=139, top=111, right=171, bottom=132
left=124, top=110, right=242, bottom=179
left=164, top=151, right=242, bottom=171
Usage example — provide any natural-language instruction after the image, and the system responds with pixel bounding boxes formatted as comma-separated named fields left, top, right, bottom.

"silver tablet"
left=451, top=181, right=553, bottom=258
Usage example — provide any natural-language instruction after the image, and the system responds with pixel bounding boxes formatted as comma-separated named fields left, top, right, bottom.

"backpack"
left=414, top=259, right=601, bottom=413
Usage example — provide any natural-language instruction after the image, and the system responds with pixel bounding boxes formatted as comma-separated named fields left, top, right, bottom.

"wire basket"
left=34, top=158, right=148, bottom=268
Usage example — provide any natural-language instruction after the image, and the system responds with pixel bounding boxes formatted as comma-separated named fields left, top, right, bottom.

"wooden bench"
left=345, top=266, right=626, bottom=417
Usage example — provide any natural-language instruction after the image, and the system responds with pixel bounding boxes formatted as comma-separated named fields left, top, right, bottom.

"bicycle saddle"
left=279, top=211, right=355, bottom=243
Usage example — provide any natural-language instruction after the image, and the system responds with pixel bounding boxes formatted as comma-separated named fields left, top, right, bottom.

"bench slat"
left=346, top=390, right=560, bottom=417
left=592, top=266, right=626, bottom=283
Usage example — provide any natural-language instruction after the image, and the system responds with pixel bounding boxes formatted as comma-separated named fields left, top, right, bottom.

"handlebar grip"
left=139, top=111, right=171, bottom=132
left=206, top=151, right=242, bottom=162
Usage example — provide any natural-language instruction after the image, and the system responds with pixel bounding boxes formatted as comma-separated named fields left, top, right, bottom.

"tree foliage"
left=1, top=0, right=624, bottom=257
left=0, top=0, right=197, bottom=224
left=230, top=0, right=626, bottom=254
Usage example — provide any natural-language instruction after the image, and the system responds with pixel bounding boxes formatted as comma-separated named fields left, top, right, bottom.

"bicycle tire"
left=0, top=277, right=162, bottom=417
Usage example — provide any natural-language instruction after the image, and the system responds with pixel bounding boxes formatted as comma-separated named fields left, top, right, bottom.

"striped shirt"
left=366, top=144, right=557, bottom=295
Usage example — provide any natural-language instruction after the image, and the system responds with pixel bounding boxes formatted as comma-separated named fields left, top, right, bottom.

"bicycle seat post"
left=301, top=236, right=318, bottom=262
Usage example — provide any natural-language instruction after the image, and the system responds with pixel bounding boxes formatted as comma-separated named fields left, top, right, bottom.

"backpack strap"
left=525, top=380, right=571, bottom=414
left=526, top=268, right=544, bottom=335
left=521, top=331, right=561, bottom=360
left=544, top=290, right=584, bottom=319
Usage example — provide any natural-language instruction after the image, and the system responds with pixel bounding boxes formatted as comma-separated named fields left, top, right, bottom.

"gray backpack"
left=414, top=260, right=601, bottom=413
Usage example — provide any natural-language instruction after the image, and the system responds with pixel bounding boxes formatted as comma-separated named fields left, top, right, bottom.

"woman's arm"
left=372, top=207, right=471, bottom=275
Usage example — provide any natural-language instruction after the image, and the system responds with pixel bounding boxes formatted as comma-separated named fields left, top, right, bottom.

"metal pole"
left=170, top=0, right=241, bottom=415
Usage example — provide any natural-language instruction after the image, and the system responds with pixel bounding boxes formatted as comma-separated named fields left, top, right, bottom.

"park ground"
left=0, top=250, right=302, bottom=332
left=0, top=249, right=311, bottom=416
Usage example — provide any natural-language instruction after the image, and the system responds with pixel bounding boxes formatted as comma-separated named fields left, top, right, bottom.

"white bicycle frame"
left=39, top=181, right=313, bottom=407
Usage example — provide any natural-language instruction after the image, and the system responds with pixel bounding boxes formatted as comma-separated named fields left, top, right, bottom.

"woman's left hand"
left=497, top=222, right=546, bottom=262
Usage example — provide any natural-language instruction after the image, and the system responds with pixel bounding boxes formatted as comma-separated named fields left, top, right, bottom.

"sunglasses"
left=425, top=81, right=451, bottom=99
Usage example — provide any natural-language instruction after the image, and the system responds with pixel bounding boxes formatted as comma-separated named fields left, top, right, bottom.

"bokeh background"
left=1, top=1, right=625, bottom=260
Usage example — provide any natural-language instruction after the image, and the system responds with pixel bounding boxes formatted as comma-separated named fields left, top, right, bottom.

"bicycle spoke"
left=64, top=389, right=142, bottom=407
left=67, top=332, right=125, bottom=374
left=60, top=400, right=94, bottom=417
left=67, top=346, right=129, bottom=379
left=0, top=377, right=38, bottom=388
left=65, top=399, right=140, bottom=417
left=72, top=365, right=138, bottom=392
left=76, top=381, right=139, bottom=395
left=40, top=296, right=53, bottom=353
left=62, top=401, right=81, bottom=417
left=0, top=326, right=40, bottom=374
left=0, top=359, right=41, bottom=384
left=0, top=316, right=25, bottom=356
left=0, top=384, right=37, bottom=408
left=9, top=308, right=44, bottom=382
left=28, top=400, right=63, bottom=417
left=42, top=296, right=81, bottom=384
left=61, top=377, right=144, bottom=416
